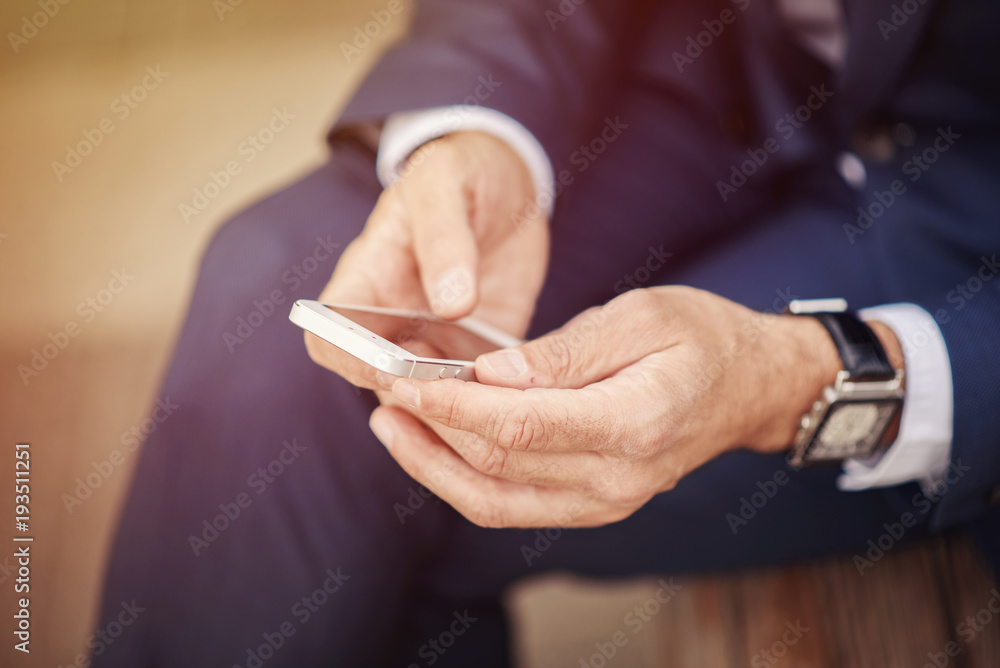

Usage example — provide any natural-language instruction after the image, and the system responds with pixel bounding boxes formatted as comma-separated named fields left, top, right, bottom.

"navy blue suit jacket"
left=331, top=0, right=1000, bottom=540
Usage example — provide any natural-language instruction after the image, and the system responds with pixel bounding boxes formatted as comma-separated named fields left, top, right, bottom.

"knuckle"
left=566, top=304, right=604, bottom=325
left=435, top=390, right=466, bottom=429
left=465, top=501, right=508, bottom=529
left=619, top=286, right=654, bottom=307
left=600, top=403, right=646, bottom=456
left=656, top=407, right=685, bottom=451
left=599, top=466, right=651, bottom=507
left=537, top=334, right=579, bottom=380
left=628, top=416, right=662, bottom=457
left=491, top=403, right=546, bottom=452
left=602, top=388, right=674, bottom=459
left=472, top=442, right=512, bottom=478
left=660, top=474, right=680, bottom=493
left=615, top=287, right=660, bottom=317
left=631, top=290, right=671, bottom=329
left=608, top=486, right=649, bottom=508
left=657, top=466, right=682, bottom=493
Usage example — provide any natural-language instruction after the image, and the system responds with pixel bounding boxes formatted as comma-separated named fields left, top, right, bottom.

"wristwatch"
left=786, top=299, right=904, bottom=467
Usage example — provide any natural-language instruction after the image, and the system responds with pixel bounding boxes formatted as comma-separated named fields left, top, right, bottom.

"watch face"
left=812, top=399, right=901, bottom=459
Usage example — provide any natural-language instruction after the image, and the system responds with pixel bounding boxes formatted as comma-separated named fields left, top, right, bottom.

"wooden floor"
left=0, top=1, right=996, bottom=666
left=511, top=535, right=1000, bottom=667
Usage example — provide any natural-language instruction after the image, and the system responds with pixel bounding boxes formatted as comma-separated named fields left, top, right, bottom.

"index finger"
left=370, top=405, right=620, bottom=528
left=401, top=159, right=479, bottom=319
left=389, top=377, right=624, bottom=454
left=307, top=204, right=426, bottom=388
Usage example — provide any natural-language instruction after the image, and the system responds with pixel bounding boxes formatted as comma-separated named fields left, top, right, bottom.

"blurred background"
left=0, top=1, right=997, bottom=666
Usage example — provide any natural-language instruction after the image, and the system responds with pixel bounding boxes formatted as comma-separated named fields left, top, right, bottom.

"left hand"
left=369, top=286, right=847, bottom=528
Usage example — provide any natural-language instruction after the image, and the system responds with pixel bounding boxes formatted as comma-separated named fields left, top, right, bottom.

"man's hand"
left=367, top=286, right=860, bottom=528
left=306, top=130, right=549, bottom=388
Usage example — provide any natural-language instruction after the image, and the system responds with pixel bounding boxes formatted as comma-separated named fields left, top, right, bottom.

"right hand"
left=306, top=130, right=551, bottom=388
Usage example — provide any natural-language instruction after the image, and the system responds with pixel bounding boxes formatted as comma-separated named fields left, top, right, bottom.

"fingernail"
left=375, top=370, right=395, bottom=389
left=392, top=380, right=420, bottom=408
left=433, top=268, right=472, bottom=311
left=370, top=411, right=395, bottom=450
left=481, top=350, right=527, bottom=379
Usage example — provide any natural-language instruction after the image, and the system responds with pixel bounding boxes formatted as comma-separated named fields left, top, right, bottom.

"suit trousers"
left=92, top=78, right=935, bottom=667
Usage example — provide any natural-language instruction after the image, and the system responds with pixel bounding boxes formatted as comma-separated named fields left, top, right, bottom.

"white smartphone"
left=289, top=300, right=522, bottom=381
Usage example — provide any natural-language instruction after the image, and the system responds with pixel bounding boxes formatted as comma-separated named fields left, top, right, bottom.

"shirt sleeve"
left=836, top=303, right=953, bottom=494
left=378, top=106, right=556, bottom=219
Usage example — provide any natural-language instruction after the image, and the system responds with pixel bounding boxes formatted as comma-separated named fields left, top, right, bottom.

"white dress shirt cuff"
left=378, top=106, right=556, bottom=219
left=836, top=303, right=954, bottom=493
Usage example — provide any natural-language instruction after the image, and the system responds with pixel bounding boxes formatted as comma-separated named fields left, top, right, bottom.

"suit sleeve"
left=926, top=283, right=1000, bottom=529
left=880, top=0, right=1000, bottom=529
left=330, top=0, right=652, bottom=170
left=858, top=125, right=1000, bottom=531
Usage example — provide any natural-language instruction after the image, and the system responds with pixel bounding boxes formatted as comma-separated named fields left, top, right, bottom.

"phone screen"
left=322, top=305, right=501, bottom=361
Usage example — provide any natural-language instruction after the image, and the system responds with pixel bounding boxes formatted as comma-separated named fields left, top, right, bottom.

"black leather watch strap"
left=808, top=312, right=896, bottom=381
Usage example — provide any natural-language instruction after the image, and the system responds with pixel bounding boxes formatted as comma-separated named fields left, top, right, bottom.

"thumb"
left=404, top=171, right=479, bottom=320
left=475, top=303, right=653, bottom=389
